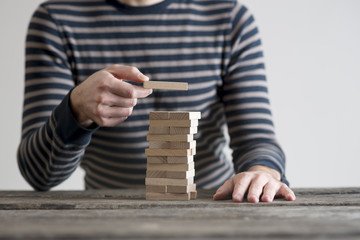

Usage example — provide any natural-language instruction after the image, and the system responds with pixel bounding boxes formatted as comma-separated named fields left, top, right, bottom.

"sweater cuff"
left=52, top=90, right=99, bottom=146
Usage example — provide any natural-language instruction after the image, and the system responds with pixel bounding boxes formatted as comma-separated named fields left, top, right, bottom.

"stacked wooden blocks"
left=145, top=111, right=201, bottom=200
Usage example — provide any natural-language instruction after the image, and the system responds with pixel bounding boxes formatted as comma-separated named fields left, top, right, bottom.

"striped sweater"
left=18, top=0, right=288, bottom=191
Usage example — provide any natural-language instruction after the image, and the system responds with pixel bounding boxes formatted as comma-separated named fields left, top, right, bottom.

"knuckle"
left=93, top=105, right=104, bottom=117
left=238, top=171, right=251, bottom=180
left=124, top=107, right=133, bottom=117
left=125, top=88, right=136, bottom=98
left=130, top=98, right=137, bottom=107
left=97, top=76, right=111, bottom=91
left=95, top=94, right=105, bottom=105
left=254, top=173, right=267, bottom=183
left=128, top=66, right=139, bottom=75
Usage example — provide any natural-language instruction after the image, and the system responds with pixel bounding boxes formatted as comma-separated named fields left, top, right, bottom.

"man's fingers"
left=108, top=79, right=153, bottom=99
left=261, top=181, right=278, bottom=202
left=106, top=64, right=149, bottom=83
left=213, top=179, right=234, bottom=200
left=99, top=93, right=138, bottom=108
left=247, top=174, right=269, bottom=203
left=277, top=184, right=296, bottom=201
left=232, top=173, right=252, bottom=202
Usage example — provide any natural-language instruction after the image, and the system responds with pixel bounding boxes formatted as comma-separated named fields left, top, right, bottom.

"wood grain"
left=147, top=134, right=193, bottom=142
left=0, top=188, right=360, bottom=239
left=143, top=81, right=188, bottom=91
left=149, top=119, right=198, bottom=127
left=145, top=148, right=195, bottom=157
left=147, top=162, right=194, bottom=172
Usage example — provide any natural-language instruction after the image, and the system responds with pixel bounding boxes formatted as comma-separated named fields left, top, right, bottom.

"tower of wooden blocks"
left=145, top=111, right=201, bottom=200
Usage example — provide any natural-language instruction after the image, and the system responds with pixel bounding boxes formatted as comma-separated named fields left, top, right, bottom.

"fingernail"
left=287, top=194, right=296, bottom=201
left=233, top=194, right=242, bottom=201
left=138, top=73, right=149, bottom=81
left=262, top=195, right=272, bottom=202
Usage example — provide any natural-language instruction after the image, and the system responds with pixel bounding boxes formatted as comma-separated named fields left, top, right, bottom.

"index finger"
left=106, top=64, right=149, bottom=83
left=110, top=80, right=153, bottom=99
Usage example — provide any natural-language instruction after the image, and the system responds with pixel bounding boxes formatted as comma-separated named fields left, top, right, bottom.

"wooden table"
left=0, top=188, right=359, bottom=239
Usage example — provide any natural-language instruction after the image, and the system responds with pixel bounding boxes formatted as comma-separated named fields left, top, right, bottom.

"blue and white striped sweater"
left=18, top=0, right=288, bottom=191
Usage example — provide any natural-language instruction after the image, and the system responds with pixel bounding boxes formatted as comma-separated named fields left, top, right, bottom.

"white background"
left=0, top=0, right=359, bottom=190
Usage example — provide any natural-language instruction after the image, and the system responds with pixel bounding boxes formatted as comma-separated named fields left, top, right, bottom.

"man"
left=18, top=0, right=295, bottom=203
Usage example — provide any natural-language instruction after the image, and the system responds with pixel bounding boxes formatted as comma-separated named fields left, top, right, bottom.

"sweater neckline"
left=106, top=0, right=175, bottom=14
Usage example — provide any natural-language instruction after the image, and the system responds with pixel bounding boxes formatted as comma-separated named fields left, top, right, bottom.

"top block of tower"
left=149, top=111, right=201, bottom=120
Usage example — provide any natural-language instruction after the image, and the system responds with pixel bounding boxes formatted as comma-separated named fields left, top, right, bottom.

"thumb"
left=106, top=64, right=149, bottom=83
left=213, top=179, right=234, bottom=200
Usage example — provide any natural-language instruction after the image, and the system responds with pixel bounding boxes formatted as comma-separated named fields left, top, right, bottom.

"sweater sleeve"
left=222, top=2, right=288, bottom=185
left=17, top=4, right=97, bottom=191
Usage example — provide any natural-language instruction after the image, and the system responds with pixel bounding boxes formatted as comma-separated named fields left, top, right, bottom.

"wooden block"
left=166, top=169, right=195, bottom=179
left=190, top=190, right=197, bottom=200
left=146, top=170, right=167, bottom=178
left=167, top=156, right=194, bottom=164
left=147, top=162, right=194, bottom=172
left=170, top=127, right=198, bottom=134
left=145, top=148, right=195, bottom=157
left=167, top=183, right=196, bottom=193
left=169, top=141, right=196, bottom=149
left=146, top=185, right=167, bottom=193
left=169, top=112, right=201, bottom=120
left=145, top=177, right=193, bottom=186
left=146, top=192, right=191, bottom=201
left=149, top=119, right=198, bottom=127
left=143, top=81, right=188, bottom=91
left=148, top=141, right=196, bottom=149
left=147, top=156, right=168, bottom=164
left=148, top=141, right=169, bottom=149
left=148, top=126, right=170, bottom=134
left=149, top=112, right=170, bottom=120
left=147, top=134, right=193, bottom=142
left=147, top=156, right=194, bottom=164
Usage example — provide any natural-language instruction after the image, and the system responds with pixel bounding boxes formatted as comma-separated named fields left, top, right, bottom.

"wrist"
left=247, top=165, right=281, bottom=181
left=70, top=87, right=94, bottom=128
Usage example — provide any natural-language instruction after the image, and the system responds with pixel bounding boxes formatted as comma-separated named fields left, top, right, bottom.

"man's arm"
left=214, top=2, right=295, bottom=202
left=17, top=4, right=151, bottom=190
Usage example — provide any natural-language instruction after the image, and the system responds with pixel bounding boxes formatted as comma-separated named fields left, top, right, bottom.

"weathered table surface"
left=0, top=188, right=359, bottom=239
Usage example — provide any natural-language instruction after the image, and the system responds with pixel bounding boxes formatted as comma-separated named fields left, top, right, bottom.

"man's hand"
left=213, top=165, right=296, bottom=203
left=70, top=65, right=153, bottom=128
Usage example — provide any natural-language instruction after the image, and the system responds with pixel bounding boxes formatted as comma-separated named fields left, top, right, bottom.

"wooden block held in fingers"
left=170, top=127, right=198, bottom=135
left=190, top=190, right=197, bottom=200
left=147, top=156, right=168, bottom=164
left=167, top=183, right=196, bottom=193
left=147, top=162, right=194, bottom=171
left=143, top=81, right=188, bottom=91
left=148, top=127, right=170, bottom=134
left=149, top=119, right=198, bottom=127
left=166, top=169, right=195, bottom=179
left=146, top=192, right=191, bottom=201
left=145, top=148, right=195, bottom=157
left=146, top=170, right=167, bottom=178
left=169, top=112, right=201, bottom=120
left=146, top=185, right=167, bottom=193
left=167, top=155, right=194, bottom=164
left=149, top=112, right=170, bottom=120
left=147, top=134, right=193, bottom=142
left=145, top=177, right=193, bottom=186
